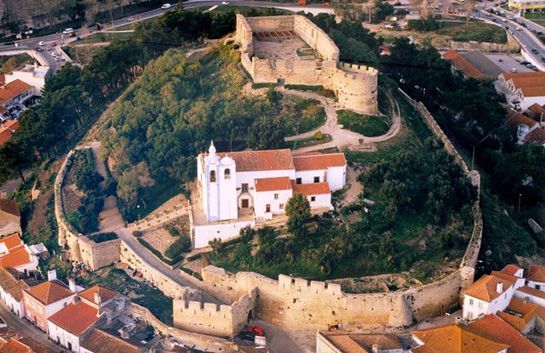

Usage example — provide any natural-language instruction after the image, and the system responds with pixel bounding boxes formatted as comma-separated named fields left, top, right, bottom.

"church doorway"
left=241, top=199, right=249, bottom=208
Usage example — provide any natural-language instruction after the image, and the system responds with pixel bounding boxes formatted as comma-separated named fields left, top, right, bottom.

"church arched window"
left=224, top=169, right=231, bottom=179
left=210, top=170, right=216, bottom=183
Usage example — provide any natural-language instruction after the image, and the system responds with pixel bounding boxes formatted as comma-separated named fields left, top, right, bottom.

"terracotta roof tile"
left=292, top=152, right=346, bottom=171
left=0, top=80, right=32, bottom=105
left=24, top=280, right=74, bottom=305
left=0, top=339, right=32, bottom=353
left=497, top=297, right=539, bottom=332
left=291, top=181, right=330, bottom=195
left=412, top=323, right=510, bottom=353
left=463, top=274, right=514, bottom=303
left=322, top=333, right=402, bottom=352
left=524, top=128, right=545, bottom=145
left=0, top=246, right=30, bottom=269
left=217, top=149, right=294, bottom=172
left=48, top=301, right=98, bottom=337
left=255, top=177, right=292, bottom=192
left=0, top=121, right=19, bottom=146
left=443, top=50, right=483, bottom=79
left=0, top=200, right=20, bottom=218
left=79, top=285, right=118, bottom=305
left=501, top=72, right=545, bottom=97
left=466, top=314, right=541, bottom=353
left=505, top=109, right=537, bottom=130
left=80, top=329, right=141, bottom=353
left=501, top=264, right=522, bottom=276
left=0, top=267, right=27, bottom=301
left=517, top=285, right=545, bottom=300
left=528, top=265, right=545, bottom=283
left=527, top=103, right=545, bottom=119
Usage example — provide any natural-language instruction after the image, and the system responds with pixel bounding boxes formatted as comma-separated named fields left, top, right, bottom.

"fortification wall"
left=245, top=15, right=295, bottom=33
left=293, top=15, right=339, bottom=61
left=173, top=289, right=257, bottom=337
left=236, top=14, right=253, bottom=55
left=250, top=56, right=322, bottom=85
left=332, top=63, right=379, bottom=114
left=78, top=237, right=120, bottom=271
left=127, top=303, right=235, bottom=353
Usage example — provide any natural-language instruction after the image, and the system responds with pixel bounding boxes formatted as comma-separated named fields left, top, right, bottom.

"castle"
left=235, top=14, right=379, bottom=115
left=191, top=142, right=347, bottom=248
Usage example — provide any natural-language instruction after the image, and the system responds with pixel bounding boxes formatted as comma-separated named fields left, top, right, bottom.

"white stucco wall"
left=306, top=193, right=332, bottom=210
left=45, top=295, right=76, bottom=318
left=463, top=285, right=515, bottom=320
left=326, top=166, right=347, bottom=192
left=48, top=321, right=80, bottom=352
left=0, top=287, right=24, bottom=318
left=515, top=289, right=545, bottom=307
left=294, top=170, right=327, bottom=185
left=194, top=220, right=255, bottom=248
left=528, top=280, right=545, bottom=291
left=254, top=189, right=292, bottom=218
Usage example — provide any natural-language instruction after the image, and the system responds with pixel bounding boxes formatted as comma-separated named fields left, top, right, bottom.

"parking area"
left=484, top=53, right=536, bottom=73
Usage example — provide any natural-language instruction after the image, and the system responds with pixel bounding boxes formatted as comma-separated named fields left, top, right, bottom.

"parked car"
left=38, top=41, right=46, bottom=46
left=532, top=48, right=539, bottom=54
left=3, top=41, right=14, bottom=46
left=62, top=28, right=74, bottom=34
left=50, top=42, right=57, bottom=47
left=161, top=3, right=172, bottom=9
left=511, top=68, right=518, bottom=72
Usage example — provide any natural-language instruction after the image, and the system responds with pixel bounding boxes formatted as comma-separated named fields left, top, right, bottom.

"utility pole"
left=518, top=193, right=522, bottom=214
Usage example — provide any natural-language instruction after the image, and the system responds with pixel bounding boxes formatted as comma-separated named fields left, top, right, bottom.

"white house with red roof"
left=193, top=142, right=347, bottom=247
left=526, top=264, right=545, bottom=291
left=0, top=233, right=39, bottom=273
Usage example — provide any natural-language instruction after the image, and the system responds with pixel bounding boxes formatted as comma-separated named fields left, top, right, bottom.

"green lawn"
left=338, top=110, right=390, bottom=137
left=437, top=21, right=508, bottom=44
left=72, top=31, right=134, bottom=45
left=290, top=133, right=332, bottom=149
left=282, top=97, right=327, bottom=135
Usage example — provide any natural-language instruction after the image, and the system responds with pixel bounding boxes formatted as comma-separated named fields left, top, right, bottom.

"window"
left=274, top=193, right=279, bottom=200
left=537, top=284, right=541, bottom=291
left=311, top=196, right=316, bottom=202
left=241, top=183, right=248, bottom=192
left=279, top=203, right=284, bottom=209
left=241, top=199, right=249, bottom=208
left=210, top=170, right=216, bottom=183
left=224, top=168, right=231, bottom=179
left=296, top=178, right=302, bottom=184
left=469, top=299, right=474, bottom=306
left=266, top=204, right=271, bottom=213
left=314, top=176, right=320, bottom=183
left=478, top=301, right=483, bottom=309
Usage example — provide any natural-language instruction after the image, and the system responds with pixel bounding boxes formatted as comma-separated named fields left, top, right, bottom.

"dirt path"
left=281, top=87, right=401, bottom=154
left=340, top=166, right=364, bottom=207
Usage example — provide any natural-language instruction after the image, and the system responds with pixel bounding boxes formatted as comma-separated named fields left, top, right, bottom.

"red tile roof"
left=505, top=109, right=537, bottom=130
left=443, top=50, right=483, bottom=79
left=412, top=323, right=510, bottom=353
left=501, top=264, right=522, bottom=277
left=48, top=301, right=98, bottom=337
left=528, top=264, right=545, bottom=283
left=80, top=329, right=141, bottom=353
left=527, top=103, right=545, bottom=119
left=524, top=128, right=545, bottom=145
left=79, top=285, right=118, bottom=305
left=497, top=297, right=539, bottom=332
left=501, top=72, right=545, bottom=97
left=321, top=333, right=402, bottom=352
left=255, top=177, right=292, bottom=192
left=517, top=285, right=545, bottom=300
left=466, top=314, right=541, bottom=353
left=217, top=149, right=294, bottom=172
left=0, top=120, right=19, bottom=146
left=463, top=274, right=514, bottom=303
left=0, top=339, right=32, bottom=353
left=24, top=280, right=74, bottom=305
left=292, top=152, right=346, bottom=171
left=291, top=181, right=330, bottom=195
left=0, top=233, right=32, bottom=269
left=0, top=267, right=28, bottom=301
left=0, top=80, right=32, bottom=105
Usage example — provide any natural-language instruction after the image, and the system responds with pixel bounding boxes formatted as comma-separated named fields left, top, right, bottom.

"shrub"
left=314, top=130, right=323, bottom=140
left=165, top=236, right=192, bottom=259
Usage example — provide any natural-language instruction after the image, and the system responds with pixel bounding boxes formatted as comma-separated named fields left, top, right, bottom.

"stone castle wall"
left=236, top=14, right=378, bottom=114
left=78, top=236, right=120, bottom=271
left=173, top=289, right=257, bottom=337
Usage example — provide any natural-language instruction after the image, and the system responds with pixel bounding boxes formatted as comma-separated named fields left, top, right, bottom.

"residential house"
left=0, top=267, right=30, bottom=318
left=443, top=50, right=503, bottom=80
left=0, top=233, right=39, bottom=273
left=0, top=120, right=19, bottom=147
left=462, top=274, right=517, bottom=320
left=22, top=270, right=77, bottom=332
left=527, top=264, right=545, bottom=291
left=316, top=331, right=405, bottom=353
left=504, top=109, right=545, bottom=147
left=4, top=64, right=49, bottom=97
left=497, top=72, right=545, bottom=112
left=411, top=323, right=510, bottom=353
left=0, top=335, right=57, bottom=353
left=0, top=199, right=21, bottom=236
left=515, top=286, right=545, bottom=307
left=80, top=329, right=142, bottom=353
left=526, top=103, right=545, bottom=121
left=0, top=79, right=33, bottom=120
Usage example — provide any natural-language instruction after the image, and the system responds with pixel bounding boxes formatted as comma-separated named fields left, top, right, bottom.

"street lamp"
left=137, top=204, right=141, bottom=221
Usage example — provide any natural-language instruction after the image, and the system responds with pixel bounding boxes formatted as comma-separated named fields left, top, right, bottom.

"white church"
left=190, top=142, right=347, bottom=248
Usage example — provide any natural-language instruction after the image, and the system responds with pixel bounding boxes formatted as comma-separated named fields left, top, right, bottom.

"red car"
left=247, top=325, right=265, bottom=337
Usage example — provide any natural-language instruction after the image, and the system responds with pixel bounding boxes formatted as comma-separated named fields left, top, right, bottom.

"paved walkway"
left=0, top=304, right=61, bottom=352
left=282, top=87, right=401, bottom=154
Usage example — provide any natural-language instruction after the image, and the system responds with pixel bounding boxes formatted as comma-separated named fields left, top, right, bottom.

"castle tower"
left=201, top=141, right=238, bottom=222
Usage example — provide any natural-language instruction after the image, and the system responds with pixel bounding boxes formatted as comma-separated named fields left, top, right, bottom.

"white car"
left=161, top=3, right=172, bottom=9
left=38, top=41, right=46, bottom=46
left=222, top=1, right=230, bottom=4
left=62, top=28, right=74, bottom=34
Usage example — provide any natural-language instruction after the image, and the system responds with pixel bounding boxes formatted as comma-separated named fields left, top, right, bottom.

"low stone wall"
left=127, top=303, right=236, bottom=353
left=127, top=202, right=188, bottom=232
left=173, top=289, right=257, bottom=337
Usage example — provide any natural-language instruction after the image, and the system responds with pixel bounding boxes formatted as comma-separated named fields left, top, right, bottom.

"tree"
left=285, top=193, right=311, bottom=237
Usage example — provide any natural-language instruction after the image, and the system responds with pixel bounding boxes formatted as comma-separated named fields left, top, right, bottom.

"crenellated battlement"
left=278, top=275, right=342, bottom=296
left=338, top=62, right=379, bottom=75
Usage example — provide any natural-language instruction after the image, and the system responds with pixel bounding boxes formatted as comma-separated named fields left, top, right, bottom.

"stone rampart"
left=78, top=236, right=121, bottom=271
left=235, top=14, right=378, bottom=114
left=173, top=289, right=257, bottom=337
left=127, top=303, right=236, bottom=353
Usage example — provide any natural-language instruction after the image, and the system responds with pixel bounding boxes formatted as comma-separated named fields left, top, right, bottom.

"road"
left=0, top=304, right=61, bottom=352
left=0, top=0, right=333, bottom=71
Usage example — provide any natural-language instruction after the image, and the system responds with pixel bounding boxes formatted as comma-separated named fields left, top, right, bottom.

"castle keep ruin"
left=236, top=14, right=379, bottom=115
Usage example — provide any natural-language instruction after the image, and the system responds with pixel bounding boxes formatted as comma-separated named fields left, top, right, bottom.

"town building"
left=505, top=109, right=545, bottom=146
left=443, top=50, right=503, bottom=80
left=0, top=120, right=19, bottom=147
left=22, top=270, right=78, bottom=332
left=508, top=0, right=545, bottom=14
left=0, top=199, right=21, bottom=236
left=497, top=71, right=545, bottom=112
left=4, top=64, right=49, bottom=97
left=0, top=267, right=30, bottom=318
left=0, top=79, right=34, bottom=120
left=80, top=329, right=142, bottom=353
left=527, top=264, right=545, bottom=290
left=0, top=335, right=57, bottom=353
left=527, top=103, right=545, bottom=121
left=192, top=142, right=346, bottom=248
left=316, top=331, right=405, bottom=353
left=0, top=233, right=39, bottom=273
